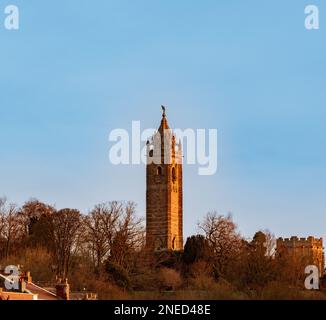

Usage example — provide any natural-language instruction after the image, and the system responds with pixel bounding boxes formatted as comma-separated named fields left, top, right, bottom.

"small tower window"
left=149, top=149, right=154, bottom=157
left=172, top=237, right=176, bottom=250
left=157, top=166, right=162, bottom=176
left=172, top=167, right=176, bottom=182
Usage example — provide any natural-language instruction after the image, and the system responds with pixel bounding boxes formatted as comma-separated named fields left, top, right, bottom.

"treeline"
left=0, top=197, right=323, bottom=299
left=0, top=198, right=143, bottom=281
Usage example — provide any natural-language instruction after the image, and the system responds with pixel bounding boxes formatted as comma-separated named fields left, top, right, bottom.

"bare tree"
left=84, top=201, right=144, bottom=270
left=0, top=197, right=21, bottom=259
left=263, top=230, right=276, bottom=258
left=110, top=202, right=145, bottom=268
left=83, top=202, right=120, bottom=271
left=100, top=201, right=124, bottom=248
left=50, top=208, right=82, bottom=278
left=0, top=198, right=5, bottom=240
left=198, top=212, right=243, bottom=277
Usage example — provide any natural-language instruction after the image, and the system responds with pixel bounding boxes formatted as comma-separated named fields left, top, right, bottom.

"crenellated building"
left=276, top=236, right=325, bottom=276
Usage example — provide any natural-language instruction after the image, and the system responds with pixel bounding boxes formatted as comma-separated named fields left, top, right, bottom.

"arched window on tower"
left=172, top=237, right=176, bottom=250
left=157, top=166, right=162, bottom=176
left=172, top=167, right=176, bottom=182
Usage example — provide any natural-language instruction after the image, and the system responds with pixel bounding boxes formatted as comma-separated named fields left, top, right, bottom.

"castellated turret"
left=277, top=236, right=325, bottom=276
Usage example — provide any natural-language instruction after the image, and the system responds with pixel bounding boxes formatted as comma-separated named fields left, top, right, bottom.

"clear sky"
left=0, top=0, right=325, bottom=241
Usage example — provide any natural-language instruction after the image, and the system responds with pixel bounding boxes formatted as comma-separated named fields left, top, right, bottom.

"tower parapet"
left=277, top=236, right=323, bottom=247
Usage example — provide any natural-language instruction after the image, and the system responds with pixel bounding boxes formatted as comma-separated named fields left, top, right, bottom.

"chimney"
left=19, top=277, right=26, bottom=293
left=23, top=271, right=32, bottom=284
left=55, top=278, right=70, bottom=300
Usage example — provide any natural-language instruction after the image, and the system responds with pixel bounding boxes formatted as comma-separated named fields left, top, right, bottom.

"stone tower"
left=277, top=236, right=325, bottom=276
left=146, top=107, right=183, bottom=251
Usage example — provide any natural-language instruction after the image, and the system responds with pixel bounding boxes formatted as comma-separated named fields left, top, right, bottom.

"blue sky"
left=0, top=0, right=325, bottom=240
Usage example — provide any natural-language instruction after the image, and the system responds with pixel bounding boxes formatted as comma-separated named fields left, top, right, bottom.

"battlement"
left=277, top=236, right=323, bottom=248
left=276, top=236, right=325, bottom=274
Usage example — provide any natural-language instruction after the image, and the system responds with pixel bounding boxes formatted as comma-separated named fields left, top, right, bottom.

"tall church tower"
left=146, top=107, right=183, bottom=251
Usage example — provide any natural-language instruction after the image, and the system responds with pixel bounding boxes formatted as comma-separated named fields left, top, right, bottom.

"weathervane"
left=161, top=105, right=166, bottom=117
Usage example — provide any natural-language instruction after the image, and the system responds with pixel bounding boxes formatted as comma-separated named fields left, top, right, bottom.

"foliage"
left=1, top=197, right=324, bottom=300
left=183, top=235, right=212, bottom=265
left=105, top=261, right=131, bottom=289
